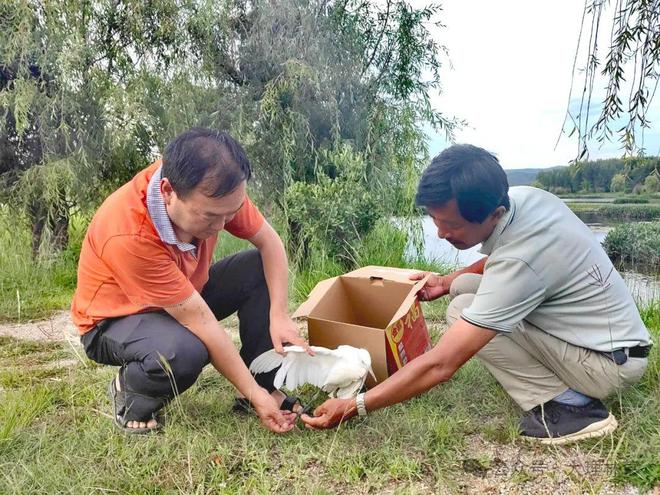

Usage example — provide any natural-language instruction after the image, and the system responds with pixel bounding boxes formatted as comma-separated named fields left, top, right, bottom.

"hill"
left=505, top=168, right=544, bottom=186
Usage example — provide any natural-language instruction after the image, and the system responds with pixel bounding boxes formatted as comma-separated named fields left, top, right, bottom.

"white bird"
left=249, top=345, right=376, bottom=399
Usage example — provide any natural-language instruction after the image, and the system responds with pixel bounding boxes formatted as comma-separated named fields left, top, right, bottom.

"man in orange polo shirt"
left=72, top=128, right=309, bottom=434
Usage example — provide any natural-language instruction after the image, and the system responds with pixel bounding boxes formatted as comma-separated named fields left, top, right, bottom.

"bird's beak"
left=368, top=366, right=376, bottom=381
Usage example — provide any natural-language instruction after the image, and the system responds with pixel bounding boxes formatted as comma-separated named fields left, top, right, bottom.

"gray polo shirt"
left=461, top=186, right=651, bottom=351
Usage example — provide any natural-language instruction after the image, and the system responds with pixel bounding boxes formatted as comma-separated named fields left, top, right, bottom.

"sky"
left=418, top=0, right=660, bottom=169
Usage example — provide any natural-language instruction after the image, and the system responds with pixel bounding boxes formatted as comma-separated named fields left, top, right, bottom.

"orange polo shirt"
left=71, top=160, right=264, bottom=335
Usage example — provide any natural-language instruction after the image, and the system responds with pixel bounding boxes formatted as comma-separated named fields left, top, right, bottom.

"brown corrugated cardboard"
left=292, top=266, right=433, bottom=386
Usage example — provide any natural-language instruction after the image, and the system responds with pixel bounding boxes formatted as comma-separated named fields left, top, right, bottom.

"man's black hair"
left=162, top=128, right=252, bottom=198
left=415, top=144, right=510, bottom=223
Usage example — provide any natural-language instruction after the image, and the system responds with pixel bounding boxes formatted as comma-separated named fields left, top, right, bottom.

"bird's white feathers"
left=249, top=345, right=375, bottom=399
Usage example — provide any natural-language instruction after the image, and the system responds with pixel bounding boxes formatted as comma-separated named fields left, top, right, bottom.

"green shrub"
left=356, top=220, right=408, bottom=268
left=284, top=144, right=381, bottom=266
left=613, top=197, right=650, bottom=204
left=610, top=173, right=627, bottom=193
left=569, top=203, right=660, bottom=222
left=603, top=221, right=660, bottom=269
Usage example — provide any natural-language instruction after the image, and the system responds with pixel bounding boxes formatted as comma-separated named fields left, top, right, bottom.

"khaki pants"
left=446, top=273, right=648, bottom=411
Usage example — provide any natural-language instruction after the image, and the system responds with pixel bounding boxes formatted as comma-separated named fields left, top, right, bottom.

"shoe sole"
left=522, top=413, right=618, bottom=445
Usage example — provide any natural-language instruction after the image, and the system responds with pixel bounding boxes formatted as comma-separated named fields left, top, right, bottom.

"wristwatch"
left=355, top=392, right=367, bottom=417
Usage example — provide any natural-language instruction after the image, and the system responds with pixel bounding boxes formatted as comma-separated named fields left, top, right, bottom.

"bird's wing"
left=251, top=346, right=366, bottom=393
left=273, top=348, right=343, bottom=391
left=249, top=349, right=284, bottom=374
left=335, top=378, right=365, bottom=399
left=249, top=345, right=322, bottom=374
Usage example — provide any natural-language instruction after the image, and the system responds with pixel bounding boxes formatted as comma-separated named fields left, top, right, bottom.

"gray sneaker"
left=520, top=399, right=617, bottom=445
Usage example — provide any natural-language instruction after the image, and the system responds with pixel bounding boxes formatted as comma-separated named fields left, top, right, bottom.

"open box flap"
left=386, top=273, right=431, bottom=326
left=344, top=265, right=427, bottom=284
left=291, top=277, right=338, bottom=319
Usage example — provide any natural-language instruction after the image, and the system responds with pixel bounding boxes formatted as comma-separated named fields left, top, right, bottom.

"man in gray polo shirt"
left=302, top=144, right=652, bottom=444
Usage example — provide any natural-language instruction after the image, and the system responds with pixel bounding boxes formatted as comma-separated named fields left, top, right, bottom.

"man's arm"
left=249, top=221, right=311, bottom=354
left=448, top=256, right=487, bottom=281
left=165, top=291, right=295, bottom=433
left=301, top=318, right=496, bottom=429
left=412, top=256, right=487, bottom=301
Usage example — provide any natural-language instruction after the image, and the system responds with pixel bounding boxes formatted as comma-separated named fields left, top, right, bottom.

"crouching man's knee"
left=140, top=333, right=209, bottom=397
left=446, top=293, right=475, bottom=325
left=448, top=273, right=482, bottom=299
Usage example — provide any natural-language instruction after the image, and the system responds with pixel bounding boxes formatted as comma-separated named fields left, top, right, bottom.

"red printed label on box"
left=385, top=299, right=431, bottom=375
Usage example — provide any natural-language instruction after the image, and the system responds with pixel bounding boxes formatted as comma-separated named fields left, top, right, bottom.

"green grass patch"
left=568, top=202, right=660, bottom=222
left=613, top=197, right=650, bottom=204
left=2, top=317, right=656, bottom=492
left=0, top=207, right=84, bottom=322
left=0, top=366, right=68, bottom=389
left=0, top=306, right=658, bottom=492
left=0, top=333, right=504, bottom=493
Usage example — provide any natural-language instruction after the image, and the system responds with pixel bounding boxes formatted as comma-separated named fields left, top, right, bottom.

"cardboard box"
left=292, top=266, right=432, bottom=387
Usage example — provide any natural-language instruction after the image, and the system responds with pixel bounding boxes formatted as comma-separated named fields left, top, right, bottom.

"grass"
left=568, top=203, right=660, bottom=222
left=1, top=210, right=658, bottom=492
left=559, top=192, right=660, bottom=202
left=0, top=206, right=85, bottom=322
left=603, top=221, right=660, bottom=270
left=0, top=307, right=657, bottom=493
left=613, top=197, right=650, bottom=204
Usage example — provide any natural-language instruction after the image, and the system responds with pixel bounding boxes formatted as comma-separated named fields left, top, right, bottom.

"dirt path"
left=0, top=311, right=78, bottom=342
left=0, top=311, right=273, bottom=343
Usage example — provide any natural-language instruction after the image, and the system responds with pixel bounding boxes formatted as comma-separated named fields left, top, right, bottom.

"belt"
left=600, top=345, right=652, bottom=365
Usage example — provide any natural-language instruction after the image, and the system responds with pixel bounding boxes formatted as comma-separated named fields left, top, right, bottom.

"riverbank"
left=567, top=203, right=660, bottom=222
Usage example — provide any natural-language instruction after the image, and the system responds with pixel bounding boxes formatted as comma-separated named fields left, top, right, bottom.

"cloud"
left=418, top=0, right=659, bottom=169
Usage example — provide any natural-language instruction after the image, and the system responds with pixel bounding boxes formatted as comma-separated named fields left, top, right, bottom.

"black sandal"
left=232, top=395, right=306, bottom=414
left=279, top=395, right=302, bottom=412
left=232, top=397, right=254, bottom=414
left=107, top=378, right=163, bottom=435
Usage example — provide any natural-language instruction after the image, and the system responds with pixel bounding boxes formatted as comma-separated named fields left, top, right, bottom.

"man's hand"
left=251, top=388, right=297, bottom=433
left=409, top=272, right=452, bottom=301
left=270, top=312, right=313, bottom=355
left=300, top=398, right=356, bottom=429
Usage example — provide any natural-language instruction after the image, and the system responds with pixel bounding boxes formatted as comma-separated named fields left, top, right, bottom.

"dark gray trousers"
left=81, top=249, right=278, bottom=420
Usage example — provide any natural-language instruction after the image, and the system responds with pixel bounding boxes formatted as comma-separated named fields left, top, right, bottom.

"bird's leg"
left=296, top=387, right=324, bottom=419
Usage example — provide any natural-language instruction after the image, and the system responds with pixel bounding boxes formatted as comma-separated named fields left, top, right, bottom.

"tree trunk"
left=52, top=208, right=69, bottom=252
left=29, top=198, right=69, bottom=258
left=29, top=202, right=46, bottom=259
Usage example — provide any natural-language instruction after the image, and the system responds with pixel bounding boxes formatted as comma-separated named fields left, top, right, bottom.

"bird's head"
left=356, top=348, right=371, bottom=368
left=357, top=348, right=376, bottom=381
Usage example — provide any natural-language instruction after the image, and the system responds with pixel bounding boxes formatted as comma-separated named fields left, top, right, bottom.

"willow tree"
left=0, top=0, right=205, bottom=256
left=563, top=0, right=659, bottom=160
left=188, top=0, right=457, bottom=262
left=2, top=0, right=455, bottom=264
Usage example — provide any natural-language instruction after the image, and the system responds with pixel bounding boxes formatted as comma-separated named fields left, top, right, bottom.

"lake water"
left=409, top=216, right=659, bottom=305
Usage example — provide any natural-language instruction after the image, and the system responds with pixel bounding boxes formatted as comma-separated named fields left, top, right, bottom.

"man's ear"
left=492, top=205, right=506, bottom=221
left=161, top=178, right=175, bottom=205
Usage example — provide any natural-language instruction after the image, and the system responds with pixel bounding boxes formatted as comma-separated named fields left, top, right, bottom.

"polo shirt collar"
left=146, top=166, right=197, bottom=254
left=478, top=195, right=516, bottom=255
